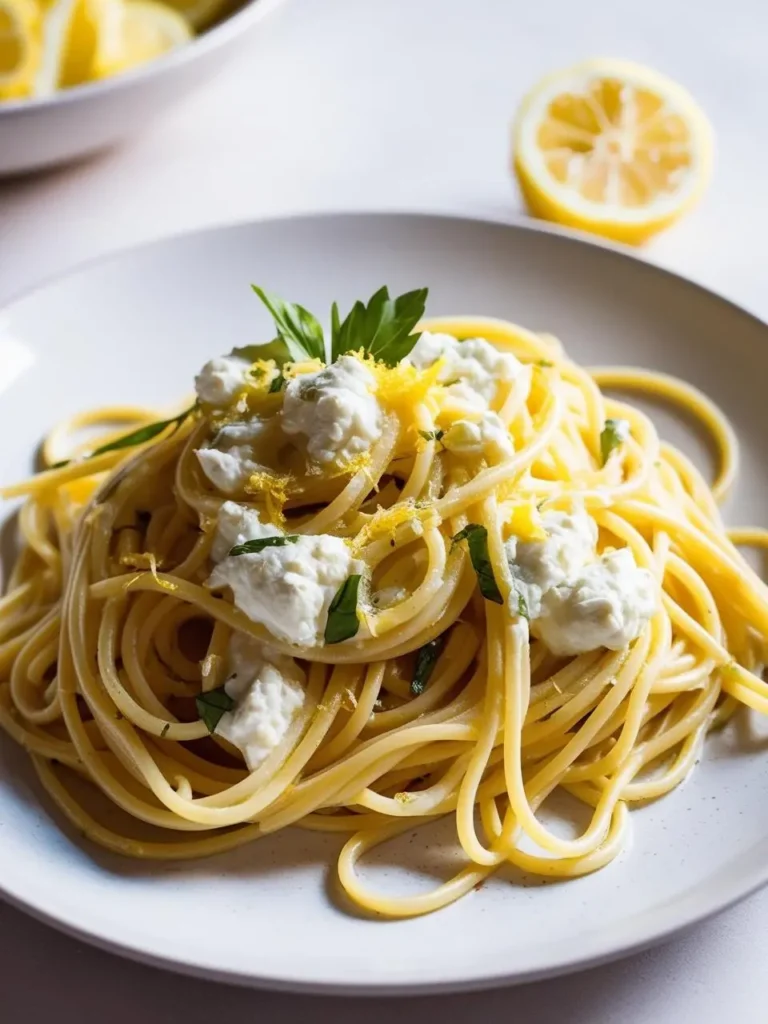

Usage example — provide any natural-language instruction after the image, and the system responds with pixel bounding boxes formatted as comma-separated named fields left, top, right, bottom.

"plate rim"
left=2, top=209, right=768, bottom=995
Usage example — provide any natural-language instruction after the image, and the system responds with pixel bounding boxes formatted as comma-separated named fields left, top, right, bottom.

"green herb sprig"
left=330, top=286, right=428, bottom=366
left=245, top=284, right=428, bottom=368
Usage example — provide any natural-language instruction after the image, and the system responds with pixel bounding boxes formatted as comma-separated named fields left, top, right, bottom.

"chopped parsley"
left=324, top=574, right=362, bottom=644
left=600, top=418, right=630, bottom=466
left=452, top=524, right=503, bottom=604
left=196, top=687, right=235, bottom=734
left=411, top=634, right=447, bottom=696
left=229, top=536, right=299, bottom=556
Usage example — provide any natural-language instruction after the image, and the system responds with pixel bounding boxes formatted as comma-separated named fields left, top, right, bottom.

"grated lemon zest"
left=245, top=470, right=295, bottom=526
left=119, top=552, right=178, bottom=591
left=352, top=498, right=437, bottom=553
left=350, top=352, right=446, bottom=435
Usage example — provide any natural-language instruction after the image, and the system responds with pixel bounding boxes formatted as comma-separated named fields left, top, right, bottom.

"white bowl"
left=0, top=0, right=286, bottom=177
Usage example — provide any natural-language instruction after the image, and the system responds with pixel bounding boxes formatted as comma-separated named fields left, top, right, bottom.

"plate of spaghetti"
left=2, top=213, right=768, bottom=993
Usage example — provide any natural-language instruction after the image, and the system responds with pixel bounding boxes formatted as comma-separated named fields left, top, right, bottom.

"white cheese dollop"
left=504, top=508, right=657, bottom=655
left=282, top=355, right=382, bottom=465
left=505, top=509, right=597, bottom=619
left=217, top=632, right=305, bottom=770
left=537, top=549, right=657, bottom=657
left=196, top=419, right=266, bottom=494
left=442, top=411, right=514, bottom=456
left=211, top=500, right=281, bottom=562
left=194, top=354, right=253, bottom=407
left=406, top=332, right=523, bottom=409
left=207, top=503, right=364, bottom=647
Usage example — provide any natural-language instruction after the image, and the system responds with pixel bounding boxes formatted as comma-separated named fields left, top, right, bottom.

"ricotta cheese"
left=406, top=332, right=523, bottom=409
left=196, top=419, right=266, bottom=494
left=207, top=503, right=364, bottom=647
left=211, top=500, right=281, bottom=563
left=194, top=354, right=253, bottom=407
left=537, top=549, right=657, bottom=656
left=505, top=508, right=656, bottom=654
left=505, top=509, right=597, bottom=619
left=442, top=411, right=514, bottom=456
left=282, top=355, right=382, bottom=465
left=216, top=632, right=306, bottom=769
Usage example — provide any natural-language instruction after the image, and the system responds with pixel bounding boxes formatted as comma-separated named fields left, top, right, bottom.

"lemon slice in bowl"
left=93, top=0, right=191, bottom=79
left=512, top=58, right=714, bottom=244
left=0, top=0, right=41, bottom=99
left=34, top=0, right=113, bottom=95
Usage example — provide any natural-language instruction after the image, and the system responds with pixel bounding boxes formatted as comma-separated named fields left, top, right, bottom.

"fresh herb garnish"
left=324, top=574, right=362, bottom=644
left=411, top=634, right=447, bottom=696
left=537, top=359, right=554, bottom=368
left=330, top=286, right=428, bottom=366
left=452, top=524, right=503, bottom=604
left=196, top=686, right=235, bottom=734
left=268, top=372, right=286, bottom=394
left=418, top=429, right=444, bottom=443
left=600, top=418, right=629, bottom=467
left=515, top=592, right=529, bottom=620
left=229, top=536, right=299, bottom=556
left=52, top=406, right=195, bottom=470
left=251, top=286, right=326, bottom=363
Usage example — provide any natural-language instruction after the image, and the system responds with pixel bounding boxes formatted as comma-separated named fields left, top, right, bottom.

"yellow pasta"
left=1, top=310, right=767, bottom=920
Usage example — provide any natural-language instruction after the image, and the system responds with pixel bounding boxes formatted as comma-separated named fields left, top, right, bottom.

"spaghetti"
left=2, top=292, right=768, bottom=920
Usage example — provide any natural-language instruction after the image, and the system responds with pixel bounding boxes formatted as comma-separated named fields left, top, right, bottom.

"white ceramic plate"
left=0, top=0, right=286, bottom=176
left=2, top=213, right=768, bottom=994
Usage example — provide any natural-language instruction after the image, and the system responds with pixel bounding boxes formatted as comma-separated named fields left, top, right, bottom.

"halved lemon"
left=93, top=0, right=191, bottom=79
left=513, top=58, right=714, bottom=244
left=0, top=0, right=40, bottom=100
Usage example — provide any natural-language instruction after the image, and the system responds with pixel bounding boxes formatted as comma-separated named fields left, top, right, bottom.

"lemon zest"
left=119, top=552, right=178, bottom=591
left=245, top=470, right=295, bottom=526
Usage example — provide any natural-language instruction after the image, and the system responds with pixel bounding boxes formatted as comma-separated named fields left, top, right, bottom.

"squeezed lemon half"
left=513, top=58, right=714, bottom=244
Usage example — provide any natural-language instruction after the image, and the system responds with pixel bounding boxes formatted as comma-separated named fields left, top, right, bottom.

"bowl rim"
left=0, top=0, right=288, bottom=117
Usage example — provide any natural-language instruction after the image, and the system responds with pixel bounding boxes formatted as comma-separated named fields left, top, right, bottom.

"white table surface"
left=1, top=0, right=767, bottom=1019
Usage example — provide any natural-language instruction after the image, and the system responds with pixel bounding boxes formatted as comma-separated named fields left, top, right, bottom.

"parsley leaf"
left=418, top=429, right=444, bottom=443
left=251, top=286, right=326, bottom=363
left=324, top=574, right=362, bottom=644
left=52, top=406, right=195, bottom=469
left=515, top=592, right=529, bottom=620
left=229, top=536, right=299, bottom=556
left=452, top=524, right=503, bottom=604
left=196, top=686, right=235, bottom=734
left=411, top=634, right=447, bottom=696
left=232, top=339, right=294, bottom=369
left=330, top=286, right=428, bottom=366
left=268, top=371, right=286, bottom=394
left=600, top=418, right=629, bottom=466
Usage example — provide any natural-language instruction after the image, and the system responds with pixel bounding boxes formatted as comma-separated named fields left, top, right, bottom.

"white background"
left=1, top=0, right=767, bottom=1019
